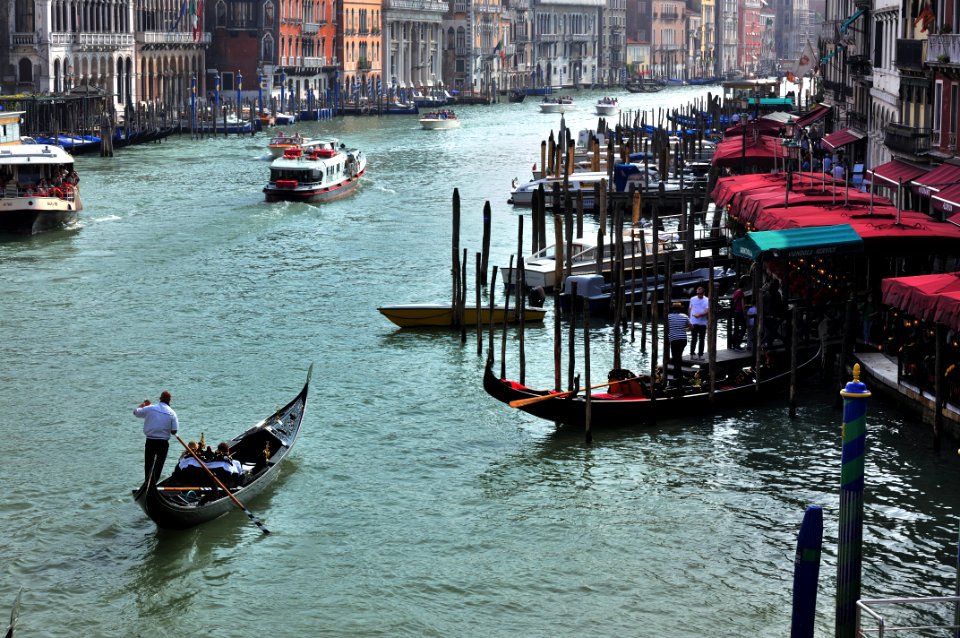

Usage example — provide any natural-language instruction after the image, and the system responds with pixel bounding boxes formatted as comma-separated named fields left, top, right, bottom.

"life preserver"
left=51, top=187, right=64, bottom=198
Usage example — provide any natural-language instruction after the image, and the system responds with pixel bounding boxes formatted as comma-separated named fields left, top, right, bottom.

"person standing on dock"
left=731, top=279, right=747, bottom=351
left=667, top=302, right=691, bottom=386
left=133, top=390, right=179, bottom=484
left=688, top=286, right=709, bottom=358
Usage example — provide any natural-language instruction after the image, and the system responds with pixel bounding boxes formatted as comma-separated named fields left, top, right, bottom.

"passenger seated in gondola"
left=606, top=369, right=646, bottom=398
left=205, top=442, right=245, bottom=488
left=171, top=441, right=208, bottom=486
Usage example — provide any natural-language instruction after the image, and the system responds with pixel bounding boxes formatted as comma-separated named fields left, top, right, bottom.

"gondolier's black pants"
left=145, top=438, right=169, bottom=484
left=670, top=339, right=687, bottom=385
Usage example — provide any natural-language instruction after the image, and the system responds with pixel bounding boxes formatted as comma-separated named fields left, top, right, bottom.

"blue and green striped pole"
left=835, top=363, right=871, bottom=638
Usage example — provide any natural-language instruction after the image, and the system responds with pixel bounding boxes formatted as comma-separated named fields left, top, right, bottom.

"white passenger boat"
left=595, top=97, right=620, bottom=116
left=500, top=229, right=683, bottom=291
left=263, top=138, right=366, bottom=203
left=508, top=167, right=677, bottom=208
left=419, top=110, right=461, bottom=130
left=539, top=96, right=575, bottom=113
left=0, top=111, right=82, bottom=234
left=274, top=112, right=297, bottom=125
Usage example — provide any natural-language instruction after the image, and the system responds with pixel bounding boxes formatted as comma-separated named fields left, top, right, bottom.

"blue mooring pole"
left=835, top=363, right=871, bottom=638
left=791, top=504, right=823, bottom=638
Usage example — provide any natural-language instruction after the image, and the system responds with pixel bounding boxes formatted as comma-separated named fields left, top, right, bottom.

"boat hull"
left=264, top=170, right=364, bottom=203
left=483, top=347, right=821, bottom=427
left=0, top=192, right=81, bottom=235
left=540, top=103, right=573, bottom=114
left=595, top=105, right=619, bottom=116
left=419, top=119, right=461, bottom=130
left=133, top=368, right=310, bottom=530
left=378, top=304, right=546, bottom=328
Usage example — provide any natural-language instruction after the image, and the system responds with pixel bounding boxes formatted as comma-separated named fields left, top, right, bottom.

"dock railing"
left=857, top=596, right=960, bottom=637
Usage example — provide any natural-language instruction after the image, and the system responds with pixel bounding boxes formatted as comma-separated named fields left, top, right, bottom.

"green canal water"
left=3, top=86, right=960, bottom=636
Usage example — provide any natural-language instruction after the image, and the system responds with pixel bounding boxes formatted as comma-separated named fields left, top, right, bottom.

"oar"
left=174, top=435, right=271, bottom=535
left=509, top=374, right=646, bottom=408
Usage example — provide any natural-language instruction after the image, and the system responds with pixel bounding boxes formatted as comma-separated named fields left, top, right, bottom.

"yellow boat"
left=378, top=304, right=546, bottom=328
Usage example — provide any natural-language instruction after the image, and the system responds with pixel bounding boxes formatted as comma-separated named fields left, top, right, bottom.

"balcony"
left=853, top=0, right=871, bottom=8
left=847, top=53, right=872, bottom=77
left=303, top=22, right=319, bottom=34
left=884, top=122, right=931, bottom=156
left=302, top=56, right=326, bottom=68
left=847, top=110, right=868, bottom=131
left=357, top=58, right=372, bottom=70
left=11, top=32, right=36, bottom=46
left=476, top=2, right=500, bottom=13
left=928, top=34, right=960, bottom=66
left=77, top=32, right=135, bottom=48
left=538, top=33, right=560, bottom=42
left=656, top=10, right=681, bottom=20
left=48, top=33, right=74, bottom=45
left=385, top=0, right=447, bottom=9
left=823, top=78, right=850, bottom=101
left=895, top=38, right=926, bottom=70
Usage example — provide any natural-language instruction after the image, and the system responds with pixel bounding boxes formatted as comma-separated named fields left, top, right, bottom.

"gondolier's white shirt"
left=134, top=402, right=179, bottom=440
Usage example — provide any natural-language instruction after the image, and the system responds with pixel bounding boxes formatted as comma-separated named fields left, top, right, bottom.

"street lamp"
left=784, top=116, right=796, bottom=141
left=236, top=70, right=243, bottom=119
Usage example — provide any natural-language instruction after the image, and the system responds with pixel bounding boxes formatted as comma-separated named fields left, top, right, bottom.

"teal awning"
left=759, top=97, right=795, bottom=107
left=731, top=224, right=864, bottom=261
left=840, top=8, right=866, bottom=34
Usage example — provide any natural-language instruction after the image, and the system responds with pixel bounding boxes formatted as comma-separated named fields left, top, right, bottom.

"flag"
left=191, top=0, right=203, bottom=41
left=915, top=0, right=935, bottom=31
left=793, top=40, right=817, bottom=78
left=170, top=0, right=188, bottom=32
left=493, top=38, right=503, bottom=60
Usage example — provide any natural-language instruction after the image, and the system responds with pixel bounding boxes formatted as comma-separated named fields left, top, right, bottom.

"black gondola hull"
left=133, top=367, right=310, bottom=530
left=483, top=348, right=820, bottom=427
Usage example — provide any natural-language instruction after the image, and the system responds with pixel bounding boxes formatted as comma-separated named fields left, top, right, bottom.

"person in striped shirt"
left=666, top=301, right=691, bottom=386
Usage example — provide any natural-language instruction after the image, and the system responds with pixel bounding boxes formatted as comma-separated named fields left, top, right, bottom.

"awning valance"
left=795, top=104, right=831, bottom=128
left=910, top=162, right=960, bottom=196
left=731, top=224, right=863, bottom=261
left=866, top=159, right=929, bottom=188
left=881, top=272, right=960, bottom=329
left=822, top=127, right=864, bottom=151
left=931, top=183, right=960, bottom=213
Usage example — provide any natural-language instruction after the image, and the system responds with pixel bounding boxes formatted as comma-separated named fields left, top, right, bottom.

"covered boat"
left=0, top=112, right=82, bottom=235
left=263, top=138, right=366, bottom=203
left=133, top=366, right=311, bottom=530
left=378, top=303, right=546, bottom=328
left=483, top=346, right=821, bottom=427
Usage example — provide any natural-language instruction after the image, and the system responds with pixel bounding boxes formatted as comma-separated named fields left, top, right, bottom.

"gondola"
left=508, top=89, right=526, bottom=103
left=132, top=365, right=311, bottom=530
left=483, top=345, right=821, bottom=427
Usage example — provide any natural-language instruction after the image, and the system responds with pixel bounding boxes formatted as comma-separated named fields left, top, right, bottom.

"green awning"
left=759, top=97, right=795, bottom=107
left=840, top=8, right=866, bottom=34
left=731, top=224, right=864, bottom=261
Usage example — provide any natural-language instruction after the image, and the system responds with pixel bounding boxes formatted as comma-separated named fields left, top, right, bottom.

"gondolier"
left=133, top=390, right=179, bottom=484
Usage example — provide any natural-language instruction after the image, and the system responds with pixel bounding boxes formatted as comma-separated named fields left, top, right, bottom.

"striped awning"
left=822, top=127, right=864, bottom=151
left=910, top=162, right=960, bottom=196
left=931, top=183, right=960, bottom=214
left=866, top=159, right=929, bottom=188
left=795, top=103, right=831, bottom=128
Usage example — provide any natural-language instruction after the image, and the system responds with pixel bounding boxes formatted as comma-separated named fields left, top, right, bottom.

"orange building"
left=339, top=0, right=383, bottom=97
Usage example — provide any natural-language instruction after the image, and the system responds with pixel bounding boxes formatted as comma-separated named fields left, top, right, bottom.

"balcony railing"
left=847, top=110, right=868, bottom=131
left=49, top=33, right=74, bottom=45
left=847, top=53, right=872, bottom=76
left=538, top=33, right=560, bottom=42
left=357, top=58, right=372, bottom=70
left=302, top=56, right=326, bottom=67
left=78, top=32, right=135, bottom=47
left=884, top=122, right=931, bottom=156
left=853, top=0, right=871, bottom=8
left=11, top=32, right=36, bottom=46
left=303, top=22, right=319, bottom=34
left=138, top=31, right=209, bottom=45
left=385, top=0, right=447, bottom=9
left=895, top=38, right=926, bottom=70
left=928, top=34, right=960, bottom=65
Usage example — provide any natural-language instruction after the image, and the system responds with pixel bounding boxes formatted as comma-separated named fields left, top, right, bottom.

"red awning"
left=821, top=128, right=865, bottom=151
left=931, top=183, right=960, bottom=214
left=723, top=118, right=786, bottom=137
left=934, top=292, right=960, bottom=330
left=794, top=103, right=831, bottom=128
left=881, top=272, right=960, bottom=325
left=866, top=159, right=929, bottom=188
left=911, top=162, right=960, bottom=196
left=949, top=211, right=960, bottom=227
left=711, top=134, right=786, bottom=169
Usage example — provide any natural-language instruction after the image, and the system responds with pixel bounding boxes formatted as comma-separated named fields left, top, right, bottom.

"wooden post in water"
left=789, top=305, right=799, bottom=417
left=517, top=256, right=526, bottom=386
left=476, top=252, right=482, bottom=355
left=452, top=189, right=461, bottom=328
left=650, top=208, right=660, bottom=399
left=481, top=202, right=492, bottom=286
left=540, top=141, right=547, bottom=178
left=500, top=256, right=513, bottom=379
left=554, top=216, right=564, bottom=391
left=460, top=248, right=468, bottom=343
left=640, top=228, right=648, bottom=350
left=584, top=302, right=593, bottom=444
left=568, top=281, right=577, bottom=391
left=708, top=261, right=716, bottom=403
left=488, top=266, right=499, bottom=361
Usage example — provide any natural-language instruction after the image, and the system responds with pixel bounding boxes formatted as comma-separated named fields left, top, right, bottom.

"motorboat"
left=500, top=229, right=683, bottom=291
left=0, top=111, right=82, bottom=234
left=263, top=138, right=366, bottom=203
left=419, top=110, right=461, bottom=130
left=595, top=97, right=620, bottom=116
left=539, top=96, right=574, bottom=113
left=274, top=112, right=297, bottom=125
left=508, top=166, right=678, bottom=209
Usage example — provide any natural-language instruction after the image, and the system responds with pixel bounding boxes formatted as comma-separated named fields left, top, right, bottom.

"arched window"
left=18, top=58, right=33, bottom=84
left=263, top=1, right=275, bottom=28
left=216, top=0, right=227, bottom=27
left=262, top=33, right=274, bottom=62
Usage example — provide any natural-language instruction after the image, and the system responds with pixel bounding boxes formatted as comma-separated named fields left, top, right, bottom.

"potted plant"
left=938, top=52, right=951, bottom=63
left=941, top=22, right=953, bottom=33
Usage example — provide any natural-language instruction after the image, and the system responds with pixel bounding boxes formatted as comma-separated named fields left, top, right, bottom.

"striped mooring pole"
left=790, top=504, right=823, bottom=638
left=835, top=363, right=871, bottom=638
